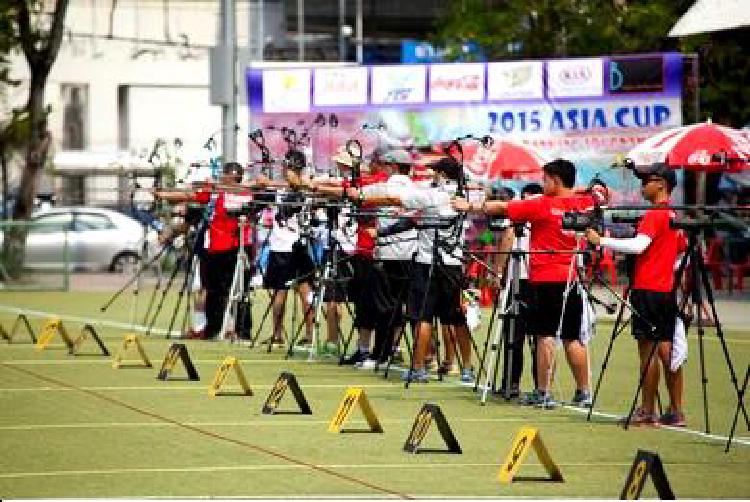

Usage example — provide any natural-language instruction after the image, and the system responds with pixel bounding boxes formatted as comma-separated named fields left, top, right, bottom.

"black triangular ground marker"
left=69, top=324, right=110, bottom=356
left=261, top=372, right=312, bottom=415
left=403, top=403, right=461, bottom=454
left=1, top=314, right=37, bottom=344
left=157, top=343, right=199, bottom=381
left=619, top=450, right=675, bottom=499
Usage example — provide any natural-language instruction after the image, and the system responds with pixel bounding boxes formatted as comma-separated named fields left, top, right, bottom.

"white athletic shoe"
left=355, top=359, right=378, bottom=370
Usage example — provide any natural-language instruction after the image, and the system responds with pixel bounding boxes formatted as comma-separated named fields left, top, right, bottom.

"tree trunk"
left=7, top=73, right=51, bottom=277
left=13, top=74, right=48, bottom=221
left=1, top=142, right=8, bottom=219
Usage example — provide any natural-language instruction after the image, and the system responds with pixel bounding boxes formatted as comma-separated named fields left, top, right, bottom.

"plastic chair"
left=703, top=238, right=725, bottom=290
left=729, top=256, right=750, bottom=292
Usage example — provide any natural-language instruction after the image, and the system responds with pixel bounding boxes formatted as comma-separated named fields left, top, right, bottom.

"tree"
left=433, top=0, right=693, bottom=60
left=433, top=0, right=750, bottom=128
left=9, top=0, right=70, bottom=221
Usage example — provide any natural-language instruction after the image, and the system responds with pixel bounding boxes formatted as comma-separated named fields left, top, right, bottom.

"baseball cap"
left=634, top=162, right=677, bottom=190
left=331, top=146, right=356, bottom=168
left=222, top=161, right=244, bottom=176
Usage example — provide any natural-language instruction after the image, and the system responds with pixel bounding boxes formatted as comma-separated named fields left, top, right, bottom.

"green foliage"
left=679, top=29, right=750, bottom=126
left=433, top=0, right=750, bottom=127
left=434, top=0, right=692, bottom=59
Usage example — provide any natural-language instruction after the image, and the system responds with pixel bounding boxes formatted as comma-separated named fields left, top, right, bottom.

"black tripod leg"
left=474, top=287, right=501, bottom=392
left=383, top=320, right=407, bottom=378
left=249, top=289, right=276, bottom=348
left=623, top=340, right=660, bottom=430
left=588, top=292, right=630, bottom=421
left=285, top=292, right=316, bottom=359
left=145, top=255, right=184, bottom=337
left=725, top=365, right=749, bottom=453
left=164, top=255, right=195, bottom=339
left=141, top=248, right=172, bottom=327
left=698, top=255, right=750, bottom=430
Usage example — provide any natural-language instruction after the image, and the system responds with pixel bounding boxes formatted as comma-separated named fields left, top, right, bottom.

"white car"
left=5, top=207, right=159, bottom=272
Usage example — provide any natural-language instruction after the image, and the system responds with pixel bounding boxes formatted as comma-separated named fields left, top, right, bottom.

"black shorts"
left=264, top=246, right=314, bottom=290
left=408, top=263, right=465, bottom=325
left=527, top=282, right=583, bottom=341
left=630, top=289, right=677, bottom=342
left=352, top=257, right=385, bottom=329
left=320, top=249, right=353, bottom=302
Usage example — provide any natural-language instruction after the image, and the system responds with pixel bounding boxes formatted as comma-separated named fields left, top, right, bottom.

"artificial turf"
left=0, top=289, right=748, bottom=498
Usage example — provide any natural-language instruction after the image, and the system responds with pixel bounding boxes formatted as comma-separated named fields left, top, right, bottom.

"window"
left=61, top=175, right=85, bottom=205
left=61, top=84, right=89, bottom=151
left=74, top=213, right=114, bottom=231
left=29, top=213, right=73, bottom=234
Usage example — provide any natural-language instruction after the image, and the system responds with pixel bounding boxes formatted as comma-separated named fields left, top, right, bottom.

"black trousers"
left=202, top=249, right=238, bottom=338
left=371, top=260, right=412, bottom=362
left=500, top=279, right=538, bottom=390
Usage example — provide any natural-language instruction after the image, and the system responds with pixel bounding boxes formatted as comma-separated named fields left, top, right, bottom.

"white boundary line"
left=1, top=304, right=749, bottom=448
left=6, top=461, right=738, bottom=479
left=0, top=304, right=175, bottom=336
left=0, top=416, right=574, bottom=431
left=3, top=303, right=750, bottom=344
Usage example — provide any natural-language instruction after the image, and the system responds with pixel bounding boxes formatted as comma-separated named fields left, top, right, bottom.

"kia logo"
left=558, top=66, right=592, bottom=84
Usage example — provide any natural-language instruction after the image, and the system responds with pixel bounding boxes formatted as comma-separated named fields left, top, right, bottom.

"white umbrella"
left=669, top=0, right=750, bottom=37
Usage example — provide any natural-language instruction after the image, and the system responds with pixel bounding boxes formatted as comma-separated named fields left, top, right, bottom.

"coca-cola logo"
left=432, top=74, right=482, bottom=92
left=687, top=149, right=712, bottom=165
left=558, top=65, right=593, bottom=85
left=465, top=148, right=497, bottom=177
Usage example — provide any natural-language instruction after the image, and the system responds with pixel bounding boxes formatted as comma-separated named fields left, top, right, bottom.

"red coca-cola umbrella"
left=433, top=139, right=546, bottom=181
left=628, top=120, right=750, bottom=172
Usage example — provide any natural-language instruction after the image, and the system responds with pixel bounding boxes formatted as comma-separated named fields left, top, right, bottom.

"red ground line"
left=1, top=362, right=411, bottom=500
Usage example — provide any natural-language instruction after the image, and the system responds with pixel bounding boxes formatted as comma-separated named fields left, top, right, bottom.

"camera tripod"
left=218, top=215, right=254, bottom=341
left=620, top=228, right=749, bottom=433
left=474, top=239, right=531, bottom=404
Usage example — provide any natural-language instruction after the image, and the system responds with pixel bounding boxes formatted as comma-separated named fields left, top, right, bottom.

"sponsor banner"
left=246, top=53, right=682, bottom=111
left=547, top=58, right=604, bottom=98
left=262, top=69, right=311, bottom=113
left=487, top=61, right=544, bottom=100
left=429, top=63, right=485, bottom=102
left=371, top=65, right=426, bottom=105
left=608, top=56, right=664, bottom=94
left=313, top=67, right=368, bottom=107
left=245, top=54, right=683, bottom=198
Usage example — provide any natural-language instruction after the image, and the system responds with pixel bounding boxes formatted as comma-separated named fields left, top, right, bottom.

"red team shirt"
left=193, top=191, right=253, bottom=253
left=633, top=202, right=686, bottom=293
left=506, top=194, right=594, bottom=283
left=342, top=171, right=389, bottom=258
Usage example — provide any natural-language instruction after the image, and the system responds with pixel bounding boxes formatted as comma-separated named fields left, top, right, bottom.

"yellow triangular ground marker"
left=35, top=319, right=74, bottom=351
left=208, top=356, right=252, bottom=396
left=498, top=427, right=563, bottom=484
left=70, top=324, right=110, bottom=356
left=112, top=334, right=152, bottom=368
left=328, top=387, right=383, bottom=433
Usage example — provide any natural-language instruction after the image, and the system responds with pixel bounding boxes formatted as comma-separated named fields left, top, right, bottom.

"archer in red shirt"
left=453, top=158, right=593, bottom=408
left=586, top=162, right=686, bottom=427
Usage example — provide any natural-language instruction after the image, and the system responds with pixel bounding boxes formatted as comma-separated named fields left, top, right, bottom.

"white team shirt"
left=363, top=174, right=418, bottom=261
left=268, top=190, right=301, bottom=253
left=389, top=180, right=464, bottom=266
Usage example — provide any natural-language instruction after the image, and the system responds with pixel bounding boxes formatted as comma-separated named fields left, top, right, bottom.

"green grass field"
left=0, top=289, right=749, bottom=499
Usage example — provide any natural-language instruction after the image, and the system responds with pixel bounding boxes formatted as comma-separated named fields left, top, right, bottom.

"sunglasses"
left=641, top=176, right=664, bottom=186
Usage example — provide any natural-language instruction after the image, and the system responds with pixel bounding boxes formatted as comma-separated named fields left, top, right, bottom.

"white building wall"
left=7, top=0, right=258, bottom=170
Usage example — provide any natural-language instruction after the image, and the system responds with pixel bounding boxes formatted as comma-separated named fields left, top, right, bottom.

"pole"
left=220, top=0, right=237, bottom=162
left=297, top=0, right=305, bottom=61
left=338, top=0, right=346, bottom=61
left=355, top=0, right=363, bottom=64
